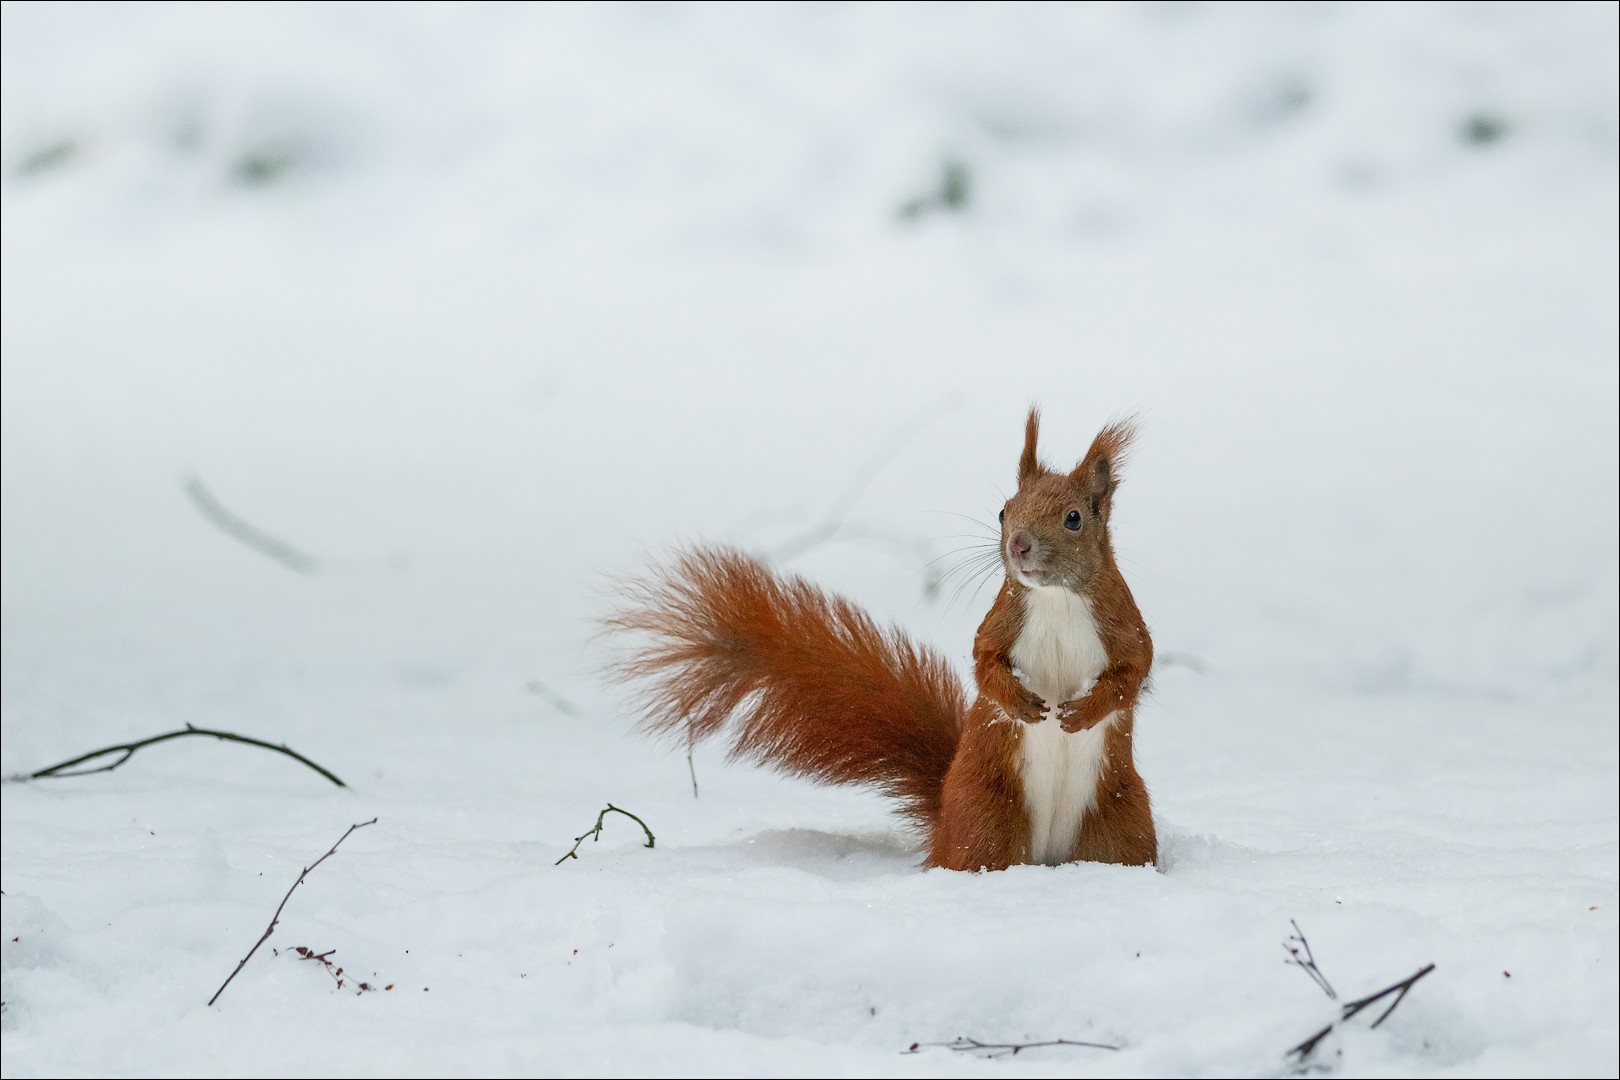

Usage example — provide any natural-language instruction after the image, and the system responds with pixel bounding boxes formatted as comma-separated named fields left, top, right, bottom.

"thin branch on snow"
left=686, top=725, right=699, bottom=799
left=290, top=946, right=393, bottom=994
left=1281, top=919, right=1436, bottom=1065
left=1339, top=964, right=1436, bottom=1029
left=14, top=724, right=345, bottom=787
left=183, top=474, right=319, bottom=574
left=1283, top=919, right=1337, bottom=999
left=554, top=804, right=656, bottom=865
left=526, top=680, right=579, bottom=717
left=904, top=1036, right=1119, bottom=1058
left=1289, top=1022, right=1337, bottom=1063
left=207, top=819, right=378, bottom=1007
left=762, top=395, right=960, bottom=571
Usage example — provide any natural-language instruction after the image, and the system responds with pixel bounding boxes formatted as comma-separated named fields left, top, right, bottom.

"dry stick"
left=21, top=724, right=345, bottom=787
left=1283, top=918, right=1337, bottom=999
left=526, top=680, right=579, bottom=717
left=207, top=819, right=377, bottom=1007
left=686, top=725, right=699, bottom=799
left=555, top=804, right=655, bottom=865
left=1286, top=964, right=1437, bottom=1062
left=768, top=395, right=960, bottom=565
left=1289, top=1023, right=1337, bottom=1062
left=1341, top=964, right=1437, bottom=1029
left=1282, top=922, right=1435, bottom=1062
left=906, top=1037, right=1119, bottom=1058
left=291, top=946, right=390, bottom=994
left=296, top=947, right=352, bottom=991
left=183, top=474, right=319, bottom=574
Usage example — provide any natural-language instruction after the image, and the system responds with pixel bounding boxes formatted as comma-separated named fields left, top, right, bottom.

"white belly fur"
left=1010, top=585, right=1115, bottom=866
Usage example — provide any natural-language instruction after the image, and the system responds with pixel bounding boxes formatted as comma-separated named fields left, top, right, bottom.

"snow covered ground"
left=2, top=3, right=1615, bottom=1076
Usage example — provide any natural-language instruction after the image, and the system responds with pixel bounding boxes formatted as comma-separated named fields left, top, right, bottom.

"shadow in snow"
left=733, top=828, right=921, bottom=878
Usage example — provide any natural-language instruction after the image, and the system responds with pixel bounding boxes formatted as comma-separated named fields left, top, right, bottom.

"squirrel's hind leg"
left=926, top=701, right=1028, bottom=871
left=1072, top=722, right=1156, bottom=866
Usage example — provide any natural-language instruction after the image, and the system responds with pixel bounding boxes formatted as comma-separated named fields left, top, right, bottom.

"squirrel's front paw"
left=1056, top=698, right=1104, bottom=733
left=1007, top=691, right=1048, bottom=725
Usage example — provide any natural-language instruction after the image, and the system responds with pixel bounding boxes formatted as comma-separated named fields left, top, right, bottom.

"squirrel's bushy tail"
left=603, top=545, right=965, bottom=830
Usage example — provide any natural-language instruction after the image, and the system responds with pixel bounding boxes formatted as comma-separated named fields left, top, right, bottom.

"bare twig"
left=1288, top=1023, right=1336, bottom=1062
left=207, top=819, right=378, bottom=1007
left=686, top=727, right=699, bottom=799
left=290, top=946, right=392, bottom=994
left=15, top=724, right=344, bottom=787
left=1340, top=964, right=1436, bottom=1029
left=554, top=804, right=655, bottom=865
left=767, top=396, right=960, bottom=565
left=1281, top=918, right=1436, bottom=1066
left=183, top=474, right=319, bottom=574
left=1283, top=919, right=1337, bottom=999
left=905, top=1036, right=1118, bottom=1058
left=526, top=680, right=579, bottom=717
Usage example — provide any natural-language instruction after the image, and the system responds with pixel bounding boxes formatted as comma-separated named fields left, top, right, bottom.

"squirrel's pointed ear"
left=1071, top=418, right=1138, bottom=516
left=1018, top=407, right=1042, bottom=484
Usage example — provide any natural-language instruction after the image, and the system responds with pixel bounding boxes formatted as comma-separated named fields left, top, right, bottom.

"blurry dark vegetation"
left=900, top=157, right=974, bottom=220
left=1461, top=112, right=1510, bottom=146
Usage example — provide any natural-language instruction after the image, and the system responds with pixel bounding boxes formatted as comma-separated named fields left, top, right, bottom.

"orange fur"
left=603, top=547, right=964, bottom=829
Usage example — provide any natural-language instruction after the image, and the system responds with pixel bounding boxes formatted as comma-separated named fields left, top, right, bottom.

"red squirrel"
left=605, top=408, right=1156, bottom=870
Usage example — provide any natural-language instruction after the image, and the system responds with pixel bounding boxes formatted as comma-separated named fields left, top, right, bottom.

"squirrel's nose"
left=1008, top=532, right=1033, bottom=559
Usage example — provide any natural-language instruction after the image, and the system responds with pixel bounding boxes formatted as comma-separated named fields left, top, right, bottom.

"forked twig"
left=905, top=1036, right=1118, bottom=1058
left=16, top=724, right=344, bottom=787
left=1286, top=967, right=1437, bottom=1063
left=290, top=946, right=392, bottom=994
left=207, top=819, right=378, bottom=1007
left=1340, top=964, right=1436, bottom=1029
left=1281, top=918, right=1435, bottom=1065
left=1283, top=918, right=1337, bottom=999
left=554, top=804, right=656, bottom=865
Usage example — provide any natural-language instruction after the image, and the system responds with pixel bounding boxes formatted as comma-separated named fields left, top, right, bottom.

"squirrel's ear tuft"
left=1071, top=416, right=1139, bottom=514
left=1018, top=407, right=1042, bottom=484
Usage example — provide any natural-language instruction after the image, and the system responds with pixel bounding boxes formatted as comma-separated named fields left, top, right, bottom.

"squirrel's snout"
left=1008, top=531, right=1034, bottom=561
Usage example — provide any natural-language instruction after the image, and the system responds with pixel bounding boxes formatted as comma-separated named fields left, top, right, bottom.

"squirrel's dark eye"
left=1064, top=510, right=1082, bottom=531
left=998, top=509, right=1005, bottom=525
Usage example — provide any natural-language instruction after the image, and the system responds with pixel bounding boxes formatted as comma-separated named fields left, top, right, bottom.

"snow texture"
left=2, top=3, right=1616, bottom=1077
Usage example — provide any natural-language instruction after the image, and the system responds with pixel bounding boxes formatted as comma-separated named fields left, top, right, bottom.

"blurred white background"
left=3, top=3, right=1614, bottom=707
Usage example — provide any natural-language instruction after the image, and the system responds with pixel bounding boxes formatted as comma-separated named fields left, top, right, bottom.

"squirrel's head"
left=999, top=407, right=1137, bottom=593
